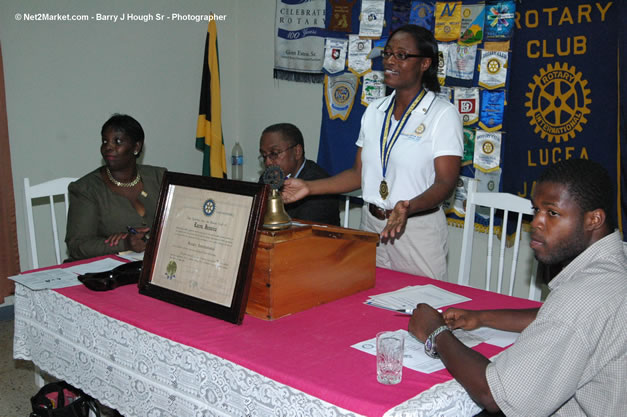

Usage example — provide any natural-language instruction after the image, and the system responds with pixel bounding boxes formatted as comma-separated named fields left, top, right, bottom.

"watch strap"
left=425, top=325, right=450, bottom=358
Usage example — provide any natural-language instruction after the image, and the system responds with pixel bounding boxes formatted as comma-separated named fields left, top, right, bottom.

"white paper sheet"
left=117, top=251, right=145, bottom=262
left=66, top=258, right=126, bottom=275
left=10, top=269, right=81, bottom=290
left=366, top=284, right=471, bottom=311
left=9, top=258, right=126, bottom=290
left=470, top=327, right=519, bottom=348
left=352, top=329, right=485, bottom=374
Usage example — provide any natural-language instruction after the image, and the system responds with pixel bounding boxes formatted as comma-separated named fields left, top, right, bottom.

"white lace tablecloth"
left=13, top=283, right=481, bottom=417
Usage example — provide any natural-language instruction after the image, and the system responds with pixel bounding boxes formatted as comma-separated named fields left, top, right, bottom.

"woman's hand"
left=126, top=227, right=150, bottom=252
left=443, top=308, right=481, bottom=330
left=281, top=178, right=310, bottom=203
left=381, top=200, right=410, bottom=241
left=105, top=232, right=128, bottom=247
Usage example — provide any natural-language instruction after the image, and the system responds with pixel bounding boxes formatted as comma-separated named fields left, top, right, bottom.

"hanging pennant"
left=359, top=0, right=385, bottom=38
left=475, top=168, right=501, bottom=193
left=361, top=71, right=385, bottom=106
left=475, top=168, right=502, bottom=217
left=478, top=89, right=505, bottom=131
left=459, top=2, right=485, bottom=46
left=324, top=72, right=359, bottom=121
left=485, top=0, right=516, bottom=40
left=367, top=38, right=387, bottom=59
left=437, top=86, right=453, bottom=103
left=348, top=35, right=372, bottom=76
left=274, top=0, right=326, bottom=82
left=462, top=127, right=476, bottom=166
left=478, top=49, right=508, bottom=89
left=446, top=43, right=477, bottom=80
left=474, top=130, right=502, bottom=173
left=409, top=1, right=435, bottom=30
left=437, top=42, right=451, bottom=85
left=434, top=2, right=462, bottom=42
left=454, top=87, right=480, bottom=125
left=444, top=175, right=471, bottom=217
left=390, top=0, right=412, bottom=32
left=323, top=38, right=348, bottom=74
left=484, top=40, right=510, bottom=52
left=328, top=0, right=357, bottom=33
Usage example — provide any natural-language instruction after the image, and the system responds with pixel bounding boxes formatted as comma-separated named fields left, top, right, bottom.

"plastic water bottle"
left=231, top=141, right=243, bottom=180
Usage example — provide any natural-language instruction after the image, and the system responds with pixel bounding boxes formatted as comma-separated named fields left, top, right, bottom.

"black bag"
left=30, top=381, right=100, bottom=417
left=78, top=260, right=143, bottom=291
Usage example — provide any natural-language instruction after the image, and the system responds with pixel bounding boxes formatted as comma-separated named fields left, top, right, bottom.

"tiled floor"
left=0, top=307, right=37, bottom=416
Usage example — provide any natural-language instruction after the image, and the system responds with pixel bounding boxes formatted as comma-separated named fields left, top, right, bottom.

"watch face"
left=425, top=337, right=433, bottom=356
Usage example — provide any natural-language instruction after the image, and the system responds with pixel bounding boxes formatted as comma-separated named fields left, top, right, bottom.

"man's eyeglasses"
left=381, top=50, right=428, bottom=61
left=258, top=144, right=297, bottom=161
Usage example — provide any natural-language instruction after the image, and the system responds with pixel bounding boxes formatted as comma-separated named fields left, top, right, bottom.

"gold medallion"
left=415, top=123, right=426, bottom=135
left=379, top=180, right=389, bottom=200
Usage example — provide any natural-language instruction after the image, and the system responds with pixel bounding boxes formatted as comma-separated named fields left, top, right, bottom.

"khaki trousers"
left=360, top=204, right=449, bottom=280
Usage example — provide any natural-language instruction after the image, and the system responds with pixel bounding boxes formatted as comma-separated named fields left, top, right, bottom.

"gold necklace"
left=106, top=167, right=141, bottom=187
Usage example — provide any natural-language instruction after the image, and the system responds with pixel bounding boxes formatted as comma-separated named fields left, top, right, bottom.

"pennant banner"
left=274, top=0, right=327, bottom=83
left=502, top=0, right=624, bottom=234
left=195, top=21, right=227, bottom=178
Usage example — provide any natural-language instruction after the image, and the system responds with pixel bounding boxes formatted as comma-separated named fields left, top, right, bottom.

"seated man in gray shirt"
left=259, top=123, right=340, bottom=226
left=409, top=158, right=627, bottom=417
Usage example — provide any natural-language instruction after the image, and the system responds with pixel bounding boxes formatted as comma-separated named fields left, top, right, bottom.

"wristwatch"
left=424, top=325, right=450, bottom=358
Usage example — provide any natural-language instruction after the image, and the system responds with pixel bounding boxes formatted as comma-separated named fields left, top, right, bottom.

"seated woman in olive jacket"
left=66, top=114, right=166, bottom=260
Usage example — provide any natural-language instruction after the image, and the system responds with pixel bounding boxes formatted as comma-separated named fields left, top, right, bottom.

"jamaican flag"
left=196, top=20, right=227, bottom=178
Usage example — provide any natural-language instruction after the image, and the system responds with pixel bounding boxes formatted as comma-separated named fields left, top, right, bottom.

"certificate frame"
left=138, top=171, right=267, bottom=324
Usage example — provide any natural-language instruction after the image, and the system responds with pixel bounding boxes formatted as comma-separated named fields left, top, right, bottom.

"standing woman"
left=66, top=114, right=166, bottom=260
left=282, top=25, right=463, bottom=280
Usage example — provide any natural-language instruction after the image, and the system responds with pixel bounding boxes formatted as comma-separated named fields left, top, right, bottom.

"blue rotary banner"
left=502, top=0, right=625, bottom=233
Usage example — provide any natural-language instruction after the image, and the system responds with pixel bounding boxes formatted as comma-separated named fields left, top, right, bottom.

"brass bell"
left=263, top=188, right=291, bottom=230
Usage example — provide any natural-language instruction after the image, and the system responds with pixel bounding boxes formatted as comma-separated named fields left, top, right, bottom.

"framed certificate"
left=138, top=172, right=267, bottom=324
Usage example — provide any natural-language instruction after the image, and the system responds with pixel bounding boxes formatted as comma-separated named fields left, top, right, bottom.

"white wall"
left=1, top=0, right=323, bottom=270
left=1, top=1, right=545, bottom=300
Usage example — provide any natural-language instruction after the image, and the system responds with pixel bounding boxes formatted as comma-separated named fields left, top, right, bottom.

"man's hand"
left=281, top=178, right=309, bottom=203
left=443, top=308, right=482, bottom=330
left=381, top=200, right=409, bottom=241
left=408, top=303, right=446, bottom=342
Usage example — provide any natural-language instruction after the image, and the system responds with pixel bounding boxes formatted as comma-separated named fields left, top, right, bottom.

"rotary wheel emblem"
left=525, top=62, right=591, bottom=144
left=487, top=58, right=501, bottom=74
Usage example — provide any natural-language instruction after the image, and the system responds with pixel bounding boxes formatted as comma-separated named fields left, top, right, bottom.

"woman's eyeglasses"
left=381, top=50, right=428, bottom=61
left=258, top=144, right=297, bottom=162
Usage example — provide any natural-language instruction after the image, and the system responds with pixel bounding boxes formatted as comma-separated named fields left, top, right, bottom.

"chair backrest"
left=24, top=177, right=77, bottom=269
left=457, top=179, right=540, bottom=300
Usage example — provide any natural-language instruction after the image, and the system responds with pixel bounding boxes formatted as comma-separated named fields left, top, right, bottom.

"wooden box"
left=246, top=223, right=379, bottom=320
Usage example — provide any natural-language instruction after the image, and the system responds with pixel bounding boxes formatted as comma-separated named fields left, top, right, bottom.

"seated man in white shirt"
left=409, top=158, right=627, bottom=417
left=259, top=123, right=340, bottom=225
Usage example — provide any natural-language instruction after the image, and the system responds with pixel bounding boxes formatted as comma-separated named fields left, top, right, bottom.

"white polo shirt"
left=356, top=90, right=463, bottom=210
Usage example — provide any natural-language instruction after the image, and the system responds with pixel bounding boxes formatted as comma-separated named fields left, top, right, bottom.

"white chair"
left=341, top=191, right=363, bottom=228
left=24, top=177, right=77, bottom=269
left=457, top=179, right=541, bottom=300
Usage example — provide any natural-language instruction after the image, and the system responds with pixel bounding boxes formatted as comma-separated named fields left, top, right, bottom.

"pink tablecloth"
left=56, top=266, right=540, bottom=417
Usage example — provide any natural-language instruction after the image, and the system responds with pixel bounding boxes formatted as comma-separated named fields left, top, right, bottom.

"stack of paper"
left=366, top=284, right=471, bottom=312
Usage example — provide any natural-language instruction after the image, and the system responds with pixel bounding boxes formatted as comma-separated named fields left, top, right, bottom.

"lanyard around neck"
left=379, top=89, right=426, bottom=179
